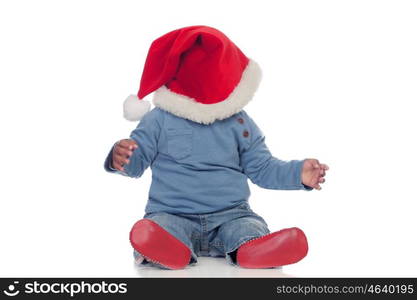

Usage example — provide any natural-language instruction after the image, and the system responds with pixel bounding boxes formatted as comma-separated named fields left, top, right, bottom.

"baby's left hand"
left=302, top=159, right=329, bottom=190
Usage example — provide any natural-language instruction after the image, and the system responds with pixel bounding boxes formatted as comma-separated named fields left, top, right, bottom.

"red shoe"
left=129, top=219, right=191, bottom=270
left=237, top=227, right=308, bottom=268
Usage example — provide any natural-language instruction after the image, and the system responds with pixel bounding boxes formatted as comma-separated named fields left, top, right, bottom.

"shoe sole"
left=129, top=219, right=191, bottom=270
left=237, top=227, right=308, bottom=268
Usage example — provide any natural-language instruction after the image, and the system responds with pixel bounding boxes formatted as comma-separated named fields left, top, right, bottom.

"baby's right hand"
left=112, top=139, right=138, bottom=171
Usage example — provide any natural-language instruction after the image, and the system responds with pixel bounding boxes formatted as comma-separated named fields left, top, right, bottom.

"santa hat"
left=124, top=25, right=262, bottom=124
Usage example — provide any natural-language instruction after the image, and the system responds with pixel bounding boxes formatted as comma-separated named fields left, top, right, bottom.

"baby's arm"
left=240, top=112, right=327, bottom=190
left=104, top=109, right=162, bottom=178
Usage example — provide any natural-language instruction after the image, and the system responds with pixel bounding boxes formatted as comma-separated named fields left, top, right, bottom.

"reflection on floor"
left=134, top=257, right=295, bottom=278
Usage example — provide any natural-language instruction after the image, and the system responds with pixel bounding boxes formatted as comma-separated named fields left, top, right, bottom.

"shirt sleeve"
left=239, top=112, right=312, bottom=190
left=103, top=109, right=162, bottom=178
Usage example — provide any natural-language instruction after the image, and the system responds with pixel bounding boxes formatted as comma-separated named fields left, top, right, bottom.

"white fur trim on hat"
left=152, top=59, right=262, bottom=125
left=123, top=95, right=151, bottom=121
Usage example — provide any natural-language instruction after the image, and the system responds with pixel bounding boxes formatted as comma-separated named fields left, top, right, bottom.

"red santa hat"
left=124, top=25, right=262, bottom=124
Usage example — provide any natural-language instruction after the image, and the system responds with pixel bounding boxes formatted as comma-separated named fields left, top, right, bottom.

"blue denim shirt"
left=104, top=108, right=309, bottom=214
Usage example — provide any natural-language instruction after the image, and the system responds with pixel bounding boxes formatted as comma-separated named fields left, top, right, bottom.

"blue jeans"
left=134, top=202, right=270, bottom=268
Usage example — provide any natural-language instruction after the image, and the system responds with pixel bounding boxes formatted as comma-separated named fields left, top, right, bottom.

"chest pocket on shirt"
left=167, top=128, right=193, bottom=160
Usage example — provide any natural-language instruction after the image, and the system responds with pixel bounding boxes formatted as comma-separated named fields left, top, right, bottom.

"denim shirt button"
left=237, top=117, right=244, bottom=124
left=243, top=130, right=249, bottom=138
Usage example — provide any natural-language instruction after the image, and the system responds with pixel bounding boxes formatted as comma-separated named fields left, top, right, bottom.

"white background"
left=1, top=0, right=416, bottom=277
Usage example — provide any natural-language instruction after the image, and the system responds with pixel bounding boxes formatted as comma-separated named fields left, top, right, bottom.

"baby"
left=104, top=26, right=328, bottom=269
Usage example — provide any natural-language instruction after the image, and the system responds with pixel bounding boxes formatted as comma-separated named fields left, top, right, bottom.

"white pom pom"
left=123, top=95, right=151, bottom=121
